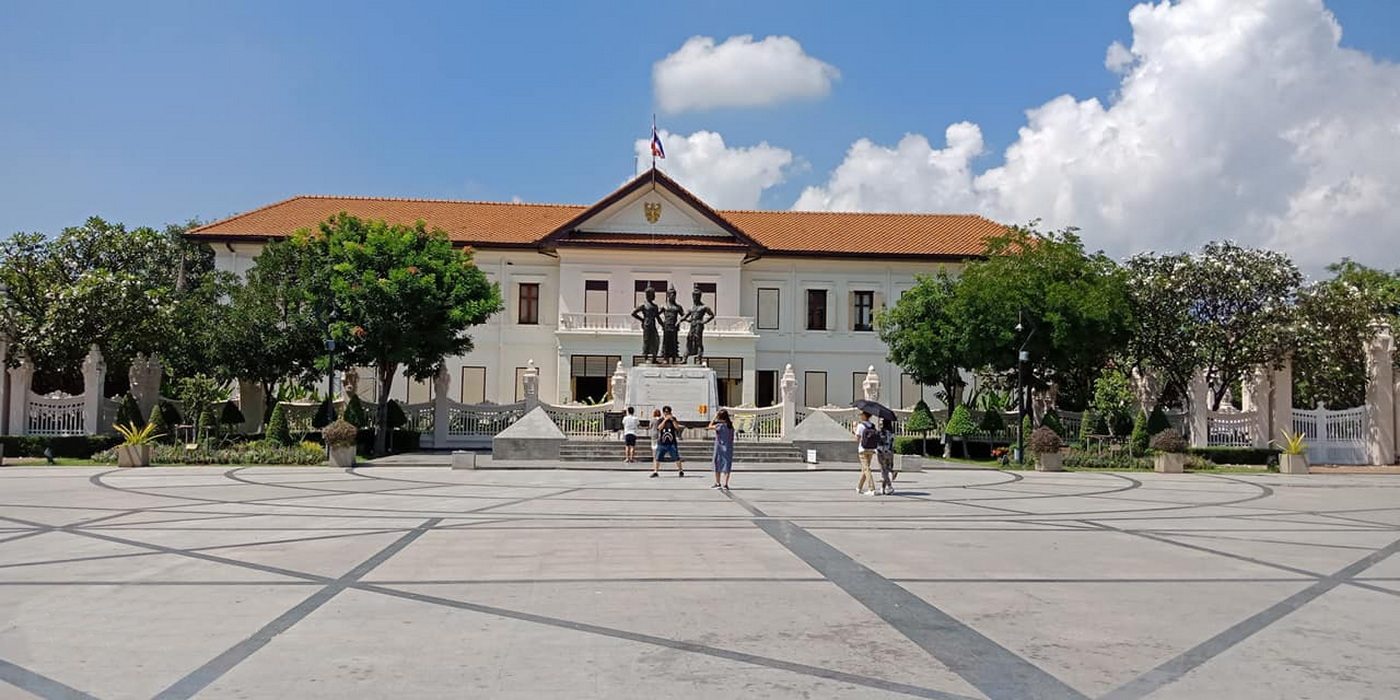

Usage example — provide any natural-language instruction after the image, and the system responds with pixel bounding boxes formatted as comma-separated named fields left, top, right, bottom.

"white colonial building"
left=188, top=169, right=1006, bottom=411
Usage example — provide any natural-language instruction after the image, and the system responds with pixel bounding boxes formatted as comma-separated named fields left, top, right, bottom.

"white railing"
left=98, top=397, right=121, bottom=434
left=280, top=399, right=346, bottom=433
left=722, top=405, right=782, bottom=441
left=449, top=402, right=525, bottom=437
left=27, top=391, right=86, bottom=436
left=544, top=403, right=610, bottom=440
left=1293, top=405, right=1367, bottom=465
left=1207, top=411, right=1257, bottom=447
left=401, top=401, right=433, bottom=433
left=557, top=313, right=756, bottom=336
left=1057, top=410, right=1084, bottom=440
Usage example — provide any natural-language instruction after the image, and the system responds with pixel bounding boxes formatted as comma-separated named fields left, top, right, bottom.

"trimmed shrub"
left=1149, top=429, right=1188, bottom=453
left=1040, top=409, right=1066, bottom=438
left=978, top=408, right=1005, bottom=433
left=147, top=401, right=176, bottom=444
left=0, top=435, right=121, bottom=459
left=1146, top=405, right=1172, bottom=435
left=1065, top=451, right=1152, bottom=470
left=322, top=419, right=358, bottom=448
left=1188, top=447, right=1277, bottom=466
left=1028, top=426, right=1062, bottom=454
left=385, top=400, right=408, bottom=430
left=1129, top=409, right=1150, bottom=456
left=266, top=402, right=293, bottom=446
left=1020, top=414, right=1034, bottom=451
left=342, top=394, right=370, bottom=429
left=1078, top=409, right=1098, bottom=444
left=115, top=394, right=144, bottom=430
left=93, top=440, right=326, bottom=466
left=944, top=404, right=976, bottom=459
left=219, top=401, right=246, bottom=429
left=312, top=397, right=336, bottom=430
left=894, top=436, right=944, bottom=455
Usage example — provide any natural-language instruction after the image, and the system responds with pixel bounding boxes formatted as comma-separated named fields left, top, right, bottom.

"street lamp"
left=323, top=307, right=339, bottom=434
left=1015, top=312, right=1036, bottom=465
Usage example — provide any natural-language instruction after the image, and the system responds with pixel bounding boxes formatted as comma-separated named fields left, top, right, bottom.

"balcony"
left=557, top=313, right=756, bottom=337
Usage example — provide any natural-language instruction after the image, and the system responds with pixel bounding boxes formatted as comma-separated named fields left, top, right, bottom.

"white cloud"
left=653, top=35, right=839, bottom=114
left=634, top=130, right=794, bottom=209
left=796, top=0, right=1400, bottom=273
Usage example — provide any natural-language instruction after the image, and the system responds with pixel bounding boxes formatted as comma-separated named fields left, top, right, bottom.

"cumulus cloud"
left=796, top=0, right=1400, bottom=272
left=653, top=35, right=839, bottom=113
left=634, top=130, right=794, bottom=209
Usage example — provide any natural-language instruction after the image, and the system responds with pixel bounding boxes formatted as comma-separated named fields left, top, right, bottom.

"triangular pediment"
left=543, top=169, right=763, bottom=250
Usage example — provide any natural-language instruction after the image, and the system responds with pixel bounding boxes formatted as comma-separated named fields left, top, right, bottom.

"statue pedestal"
left=626, top=365, right=718, bottom=424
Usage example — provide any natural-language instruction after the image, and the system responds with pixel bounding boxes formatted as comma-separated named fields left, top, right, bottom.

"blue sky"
left=2, top=1, right=1398, bottom=268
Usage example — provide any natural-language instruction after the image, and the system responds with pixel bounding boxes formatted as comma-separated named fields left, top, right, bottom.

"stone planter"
left=116, top=445, right=151, bottom=468
left=328, top=444, right=356, bottom=468
left=1035, top=451, right=1064, bottom=471
left=1154, top=452, right=1186, bottom=473
left=1278, top=453, right=1309, bottom=474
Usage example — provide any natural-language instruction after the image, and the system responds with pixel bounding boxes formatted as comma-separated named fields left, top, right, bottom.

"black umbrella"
left=851, top=399, right=897, bottom=423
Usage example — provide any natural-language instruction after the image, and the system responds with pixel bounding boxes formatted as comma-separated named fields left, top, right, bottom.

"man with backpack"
left=854, top=411, right=879, bottom=495
left=650, top=405, right=686, bottom=478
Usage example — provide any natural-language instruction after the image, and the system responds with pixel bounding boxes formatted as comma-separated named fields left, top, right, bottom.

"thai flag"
left=650, top=125, right=665, bottom=159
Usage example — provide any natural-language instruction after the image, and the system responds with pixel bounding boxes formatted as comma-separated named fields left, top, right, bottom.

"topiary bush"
left=1029, top=426, right=1062, bottom=454
left=147, top=401, right=176, bottom=444
left=386, top=399, right=408, bottom=430
left=342, top=394, right=370, bottom=429
left=1146, top=405, right=1172, bottom=435
left=1041, top=409, right=1065, bottom=438
left=1129, top=409, right=1150, bottom=456
left=1078, top=409, right=1098, bottom=445
left=905, top=399, right=938, bottom=455
left=944, top=404, right=976, bottom=458
left=220, top=401, right=246, bottom=431
left=978, top=407, right=1005, bottom=433
left=266, top=402, right=293, bottom=446
left=312, top=397, right=336, bottom=430
left=1149, top=428, right=1188, bottom=453
left=115, top=394, right=145, bottom=430
left=894, top=436, right=944, bottom=455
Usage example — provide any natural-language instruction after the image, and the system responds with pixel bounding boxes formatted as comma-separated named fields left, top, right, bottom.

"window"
left=696, top=282, right=717, bottom=310
left=515, top=367, right=530, bottom=402
left=518, top=282, right=540, bottom=325
left=853, top=372, right=867, bottom=403
left=756, top=370, right=779, bottom=407
left=634, top=279, right=669, bottom=307
left=584, top=280, right=608, bottom=314
left=757, top=288, right=780, bottom=330
left=569, top=354, right=621, bottom=404
left=708, top=357, right=743, bottom=408
left=901, top=373, right=924, bottom=409
left=804, top=371, right=827, bottom=407
left=460, top=366, right=486, bottom=404
left=853, top=291, right=875, bottom=331
left=806, top=289, right=828, bottom=331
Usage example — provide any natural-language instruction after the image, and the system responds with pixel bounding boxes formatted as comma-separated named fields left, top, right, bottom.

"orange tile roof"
left=555, top=232, right=751, bottom=250
left=190, top=193, right=1005, bottom=258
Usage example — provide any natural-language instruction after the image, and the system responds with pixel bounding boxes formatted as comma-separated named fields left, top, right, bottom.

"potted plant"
left=113, top=422, right=163, bottom=468
left=1029, top=427, right=1064, bottom=471
left=323, top=419, right=358, bottom=468
left=1150, top=429, right=1188, bottom=473
left=1273, top=430, right=1309, bottom=474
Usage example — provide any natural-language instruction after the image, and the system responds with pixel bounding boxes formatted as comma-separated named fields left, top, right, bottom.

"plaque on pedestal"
left=625, top=365, right=719, bottom=424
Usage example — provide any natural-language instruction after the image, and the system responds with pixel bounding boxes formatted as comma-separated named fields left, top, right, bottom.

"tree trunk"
left=262, top=381, right=275, bottom=429
left=374, top=363, right=397, bottom=456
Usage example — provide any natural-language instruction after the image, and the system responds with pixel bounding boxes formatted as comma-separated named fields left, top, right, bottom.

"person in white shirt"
left=853, top=411, right=879, bottom=495
left=621, top=407, right=640, bottom=464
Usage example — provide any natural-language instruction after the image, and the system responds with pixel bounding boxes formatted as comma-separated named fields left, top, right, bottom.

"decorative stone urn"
left=1278, top=453, right=1309, bottom=474
left=1035, top=451, right=1064, bottom=472
left=1154, top=453, right=1186, bottom=473
left=116, top=445, right=151, bottom=468
left=329, top=444, right=356, bottom=468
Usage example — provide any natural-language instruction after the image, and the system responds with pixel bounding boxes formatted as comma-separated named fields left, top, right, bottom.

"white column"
left=128, top=353, right=164, bottom=420
left=8, top=356, right=34, bottom=436
left=1271, top=355, right=1293, bottom=444
left=611, top=361, right=628, bottom=413
left=522, top=360, right=540, bottom=412
left=81, top=345, right=106, bottom=435
left=779, top=364, right=797, bottom=440
left=861, top=365, right=881, bottom=402
left=1242, top=365, right=1271, bottom=448
left=432, top=364, right=450, bottom=448
left=1188, top=368, right=1209, bottom=447
left=1365, top=325, right=1395, bottom=465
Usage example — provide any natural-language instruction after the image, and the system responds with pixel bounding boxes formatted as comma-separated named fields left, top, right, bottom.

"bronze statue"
left=659, top=286, right=685, bottom=364
left=631, top=286, right=660, bottom=363
left=683, top=285, right=716, bottom=364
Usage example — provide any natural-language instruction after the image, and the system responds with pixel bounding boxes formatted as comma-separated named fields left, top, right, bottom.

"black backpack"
left=859, top=421, right=880, bottom=450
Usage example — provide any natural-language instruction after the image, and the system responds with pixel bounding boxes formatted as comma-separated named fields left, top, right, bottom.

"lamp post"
left=1015, top=311, right=1036, bottom=465
left=323, top=308, right=338, bottom=449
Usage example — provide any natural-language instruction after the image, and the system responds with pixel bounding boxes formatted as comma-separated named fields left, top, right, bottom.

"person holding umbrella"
left=852, top=399, right=898, bottom=496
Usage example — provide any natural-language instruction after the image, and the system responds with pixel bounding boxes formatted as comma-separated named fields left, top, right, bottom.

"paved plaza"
left=0, top=466, right=1398, bottom=699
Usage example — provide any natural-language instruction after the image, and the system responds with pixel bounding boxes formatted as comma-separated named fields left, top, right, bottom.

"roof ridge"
left=288, top=194, right=586, bottom=208
left=189, top=194, right=311, bottom=234
left=723, top=208, right=994, bottom=220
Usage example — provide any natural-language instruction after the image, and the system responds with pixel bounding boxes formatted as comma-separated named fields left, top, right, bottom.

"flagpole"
left=650, top=114, right=658, bottom=191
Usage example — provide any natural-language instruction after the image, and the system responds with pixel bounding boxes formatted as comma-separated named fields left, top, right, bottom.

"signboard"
left=626, top=366, right=718, bottom=424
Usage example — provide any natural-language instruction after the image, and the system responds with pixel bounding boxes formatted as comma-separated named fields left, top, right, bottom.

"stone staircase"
left=557, top=440, right=806, bottom=463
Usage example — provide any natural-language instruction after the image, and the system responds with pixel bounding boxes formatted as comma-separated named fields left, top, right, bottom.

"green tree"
left=1123, top=252, right=1199, bottom=409
left=1147, top=405, right=1172, bottom=436
left=342, top=393, right=371, bottom=430
left=1293, top=261, right=1400, bottom=409
left=176, top=374, right=224, bottom=440
left=952, top=225, right=1132, bottom=410
left=115, top=394, right=145, bottom=430
left=877, top=271, right=967, bottom=403
left=297, top=215, right=503, bottom=455
left=1129, top=409, right=1149, bottom=456
left=147, top=401, right=175, bottom=445
left=1040, top=409, right=1066, bottom=438
left=944, top=404, right=976, bottom=459
left=905, top=399, right=937, bottom=456
left=266, top=402, right=293, bottom=446
left=1091, top=368, right=1135, bottom=437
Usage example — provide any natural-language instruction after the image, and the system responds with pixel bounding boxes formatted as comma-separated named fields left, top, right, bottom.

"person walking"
left=877, top=417, right=897, bottom=495
left=854, top=411, right=879, bottom=495
left=649, top=409, right=662, bottom=463
left=708, top=409, right=735, bottom=490
left=651, top=406, right=685, bottom=478
left=621, top=407, right=640, bottom=464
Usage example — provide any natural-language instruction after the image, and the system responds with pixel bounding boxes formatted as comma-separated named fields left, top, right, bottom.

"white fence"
left=1207, top=411, right=1257, bottom=447
left=725, top=405, right=783, bottom=442
left=544, top=404, right=610, bottom=440
left=26, top=392, right=86, bottom=436
left=1292, top=405, right=1367, bottom=465
left=449, top=402, right=525, bottom=437
left=557, top=313, right=755, bottom=336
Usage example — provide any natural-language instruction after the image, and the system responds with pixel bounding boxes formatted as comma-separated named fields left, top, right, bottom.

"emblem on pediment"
left=643, top=201, right=662, bottom=224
